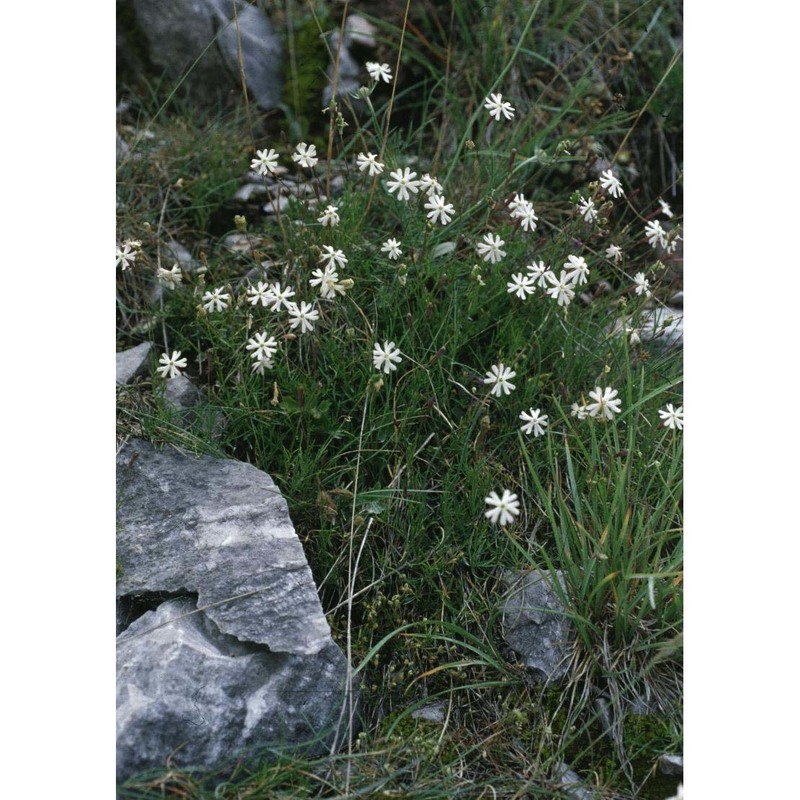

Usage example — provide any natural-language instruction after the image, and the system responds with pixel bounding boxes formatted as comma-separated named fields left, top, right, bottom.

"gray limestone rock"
left=116, top=342, right=152, bottom=385
left=117, top=439, right=355, bottom=781
left=117, top=597, right=350, bottom=781
left=117, top=439, right=332, bottom=653
left=162, top=374, right=203, bottom=410
left=659, top=754, right=683, bottom=776
left=501, top=569, right=574, bottom=683
left=129, top=0, right=282, bottom=109
left=215, top=1, right=282, bottom=109
left=640, top=305, right=683, bottom=350
left=553, top=762, right=599, bottom=800
left=612, top=305, right=683, bottom=351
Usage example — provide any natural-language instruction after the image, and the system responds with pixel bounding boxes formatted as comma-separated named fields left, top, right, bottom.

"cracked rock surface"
left=116, top=439, right=354, bottom=783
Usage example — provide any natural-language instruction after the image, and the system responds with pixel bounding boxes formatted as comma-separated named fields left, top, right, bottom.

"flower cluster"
left=386, top=167, right=420, bottom=202
left=202, top=287, right=230, bottom=313
left=251, top=148, right=279, bottom=176
left=366, top=62, right=392, bottom=83
left=508, top=193, right=538, bottom=232
left=116, top=239, right=141, bottom=271
left=483, top=363, right=516, bottom=396
left=484, top=93, right=515, bottom=121
left=484, top=489, right=520, bottom=526
left=357, top=152, right=385, bottom=176
left=576, top=195, right=598, bottom=223
left=157, top=263, right=182, bottom=290
left=381, top=238, right=402, bottom=260
left=292, top=142, right=318, bottom=169
left=157, top=350, right=187, bottom=379
left=141, top=117, right=679, bottom=565
left=424, top=193, right=454, bottom=225
left=318, top=205, right=340, bottom=227
left=372, top=341, right=403, bottom=373
left=476, top=233, right=506, bottom=264
left=569, top=387, right=623, bottom=421
left=599, top=169, right=624, bottom=198
left=246, top=331, right=278, bottom=372
left=659, top=403, right=684, bottom=430
left=519, top=408, right=548, bottom=437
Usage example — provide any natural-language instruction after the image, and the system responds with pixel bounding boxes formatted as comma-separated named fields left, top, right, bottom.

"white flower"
left=576, top=195, right=598, bottom=223
left=665, top=232, right=682, bottom=255
left=157, top=350, right=188, bottom=379
left=385, top=167, right=420, bottom=202
left=627, top=326, right=641, bottom=346
left=586, top=386, right=622, bottom=420
left=483, top=363, right=516, bottom=397
left=484, top=92, right=515, bottom=121
left=508, top=193, right=527, bottom=215
left=310, top=265, right=341, bottom=300
left=424, top=193, right=455, bottom=225
left=292, top=142, right=318, bottom=169
left=599, top=169, right=624, bottom=198
left=545, top=270, right=576, bottom=307
left=605, top=244, right=623, bottom=264
left=381, top=238, right=402, bottom=260
left=250, top=148, right=279, bottom=176
left=318, top=204, right=340, bottom=227
left=658, top=403, right=684, bottom=430
left=265, top=282, right=296, bottom=312
left=202, top=287, right=230, bottom=313
left=372, top=340, right=402, bottom=373
left=251, top=356, right=273, bottom=374
left=157, top=263, right=182, bottom=290
left=356, top=152, right=385, bottom=176
left=319, top=245, right=348, bottom=270
left=658, top=198, right=674, bottom=218
left=564, top=254, right=590, bottom=286
left=476, top=233, right=506, bottom=264
left=633, top=272, right=651, bottom=296
left=366, top=61, right=392, bottom=83
left=644, top=219, right=667, bottom=249
left=570, top=402, right=588, bottom=420
left=519, top=408, right=548, bottom=437
left=511, top=200, right=538, bottom=232
left=116, top=242, right=136, bottom=271
left=287, top=301, right=320, bottom=333
left=419, top=173, right=443, bottom=196
left=247, top=281, right=272, bottom=307
left=246, top=331, right=278, bottom=363
left=526, top=260, right=551, bottom=288
left=484, top=489, right=520, bottom=527
left=507, top=273, right=535, bottom=300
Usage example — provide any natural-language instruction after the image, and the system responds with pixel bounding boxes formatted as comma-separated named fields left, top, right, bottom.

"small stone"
left=410, top=702, right=446, bottom=723
left=660, top=754, right=683, bottom=776
left=553, top=762, right=599, bottom=800
left=116, top=342, right=152, bottom=385
left=162, top=374, right=203, bottom=411
left=501, top=569, right=574, bottom=682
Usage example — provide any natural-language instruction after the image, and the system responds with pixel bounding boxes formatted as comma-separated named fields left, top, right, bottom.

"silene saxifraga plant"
left=118, top=21, right=683, bottom=788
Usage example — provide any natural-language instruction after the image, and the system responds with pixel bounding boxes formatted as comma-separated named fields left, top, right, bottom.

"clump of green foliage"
left=116, top=1, right=682, bottom=797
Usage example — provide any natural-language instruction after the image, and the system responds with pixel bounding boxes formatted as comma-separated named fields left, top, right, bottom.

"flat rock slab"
left=117, top=439, right=355, bottom=782
left=116, top=439, right=331, bottom=654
